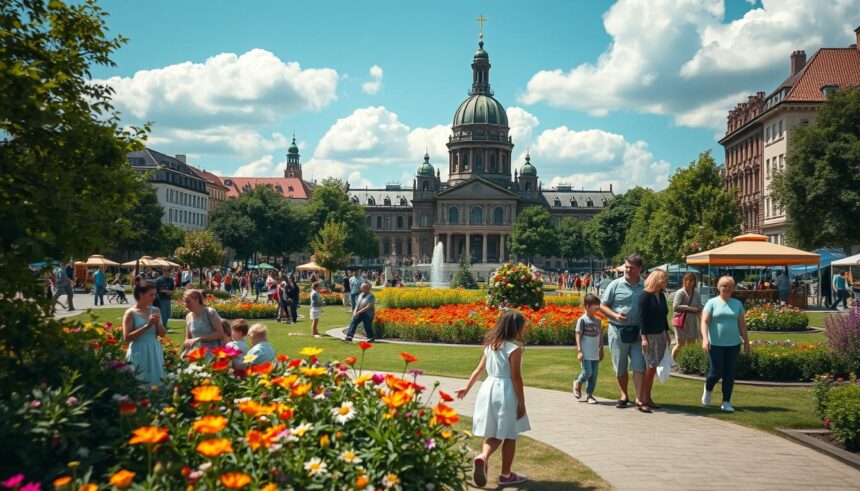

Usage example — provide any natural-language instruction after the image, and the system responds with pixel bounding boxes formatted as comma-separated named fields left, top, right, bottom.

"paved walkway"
left=414, top=373, right=860, bottom=490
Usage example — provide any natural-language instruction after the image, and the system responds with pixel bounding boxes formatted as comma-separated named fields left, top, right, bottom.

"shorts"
left=310, top=307, right=322, bottom=320
left=607, top=324, right=645, bottom=376
left=642, top=333, right=669, bottom=369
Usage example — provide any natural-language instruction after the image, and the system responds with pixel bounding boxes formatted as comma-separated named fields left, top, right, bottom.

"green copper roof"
left=417, top=152, right=434, bottom=176
left=520, top=154, right=537, bottom=177
left=453, top=94, right=508, bottom=127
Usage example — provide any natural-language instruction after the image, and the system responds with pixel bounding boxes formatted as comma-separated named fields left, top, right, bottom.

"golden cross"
left=476, top=14, right=487, bottom=38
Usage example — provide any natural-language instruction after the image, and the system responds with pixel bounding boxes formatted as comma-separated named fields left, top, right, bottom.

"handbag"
left=672, top=312, right=686, bottom=328
left=618, top=325, right=639, bottom=344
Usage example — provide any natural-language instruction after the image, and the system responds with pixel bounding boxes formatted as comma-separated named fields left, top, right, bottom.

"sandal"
left=615, top=398, right=629, bottom=408
left=647, top=402, right=662, bottom=409
left=586, top=395, right=598, bottom=405
left=636, top=402, right=652, bottom=413
left=473, top=456, right=487, bottom=487
left=573, top=383, right=582, bottom=399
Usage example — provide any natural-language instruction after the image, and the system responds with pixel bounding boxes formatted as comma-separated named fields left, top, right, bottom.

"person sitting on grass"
left=456, top=310, right=531, bottom=487
left=573, top=293, right=604, bottom=405
left=227, top=319, right=249, bottom=370
left=245, top=323, right=275, bottom=366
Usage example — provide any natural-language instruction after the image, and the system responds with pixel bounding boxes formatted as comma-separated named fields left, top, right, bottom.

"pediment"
left=436, top=177, right=519, bottom=200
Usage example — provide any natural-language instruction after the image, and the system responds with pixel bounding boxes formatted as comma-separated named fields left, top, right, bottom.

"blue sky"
left=94, top=0, right=860, bottom=191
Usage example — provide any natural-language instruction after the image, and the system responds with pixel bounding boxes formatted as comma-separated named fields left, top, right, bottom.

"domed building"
left=347, top=35, right=615, bottom=273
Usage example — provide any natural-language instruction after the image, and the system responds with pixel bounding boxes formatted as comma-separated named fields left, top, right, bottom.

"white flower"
left=244, top=354, right=257, bottom=364
left=303, top=457, right=328, bottom=477
left=339, top=449, right=362, bottom=464
left=332, top=401, right=356, bottom=424
left=292, top=422, right=313, bottom=438
left=381, top=473, right=401, bottom=489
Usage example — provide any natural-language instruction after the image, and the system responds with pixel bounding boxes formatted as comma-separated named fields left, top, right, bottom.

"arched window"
left=462, top=153, right=469, bottom=171
left=570, top=197, right=578, bottom=208
left=554, top=197, right=561, bottom=207
left=422, top=181, right=430, bottom=191
left=493, top=207, right=504, bottom=224
left=448, top=207, right=459, bottom=224
left=470, top=206, right=483, bottom=225
left=396, top=216, right=404, bottom=229
left=475, top=153, right=483, bottom=172
left=383, top=196, right=391, bottom=206
left=376, top=216, right=382, bottom=229
left=490, top=154, right=497, bottom=172
left=525, top=182, right=532, bottom=192
left=420, top=213, right=429, bottom=227
left=351, top=195, right=359, bottom=203
left=400, top=196, right=407, bottom=206
left=586, top=197, right=594, bottom=207
left=367, top=196, right=375, bottom=205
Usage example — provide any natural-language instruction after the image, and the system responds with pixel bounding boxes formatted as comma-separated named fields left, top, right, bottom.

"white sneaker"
left=702, top=386, right=712, bottom=406
left=721, top=401, right=735, bottom=413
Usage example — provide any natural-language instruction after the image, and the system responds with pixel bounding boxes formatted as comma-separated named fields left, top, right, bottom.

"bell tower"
left=284, top=132, right=302, bottom=179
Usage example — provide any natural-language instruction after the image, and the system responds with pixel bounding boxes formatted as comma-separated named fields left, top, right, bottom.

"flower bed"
left=745, top=303, right=809, bottom=331
left=675, top=341, right=850, bottom=382
left=171, top=289, right=231, bottom=301
left=487, top=263, right=544, bottom=309
left=172, top=297, right=278, bottom=319
left=812, top=375, right=860, bottom=451
left=545, top=294, right=582, bottom=307
left=299, top=291, right=343, bottom=306
left=374, top=302, right=604, bottom=345
left=376, top=288, right=486, bottom=309
left=5, top=324, right=469, bottom=489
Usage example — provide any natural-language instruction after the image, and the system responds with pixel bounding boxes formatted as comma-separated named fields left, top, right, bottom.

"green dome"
left=520, top=154, right=537, bottom=177
left=474, top=47, right=488, bottom=59
left=453, top=94, right=508, bottom=127
left=417, top=153, right=434, bottom=176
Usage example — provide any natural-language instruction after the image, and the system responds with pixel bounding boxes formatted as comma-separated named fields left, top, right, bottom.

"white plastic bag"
left=656, top=346, right=673, bottom=384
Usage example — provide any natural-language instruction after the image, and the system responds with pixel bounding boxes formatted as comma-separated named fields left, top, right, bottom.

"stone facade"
left=128, top=149, right=210, bottom=230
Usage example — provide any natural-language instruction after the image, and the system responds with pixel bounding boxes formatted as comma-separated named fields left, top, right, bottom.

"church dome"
left=453, top=94, right=508, bottom=127
left=520, top=153, right=537, bottom=177
left=417, top=152, right=434, bottom=176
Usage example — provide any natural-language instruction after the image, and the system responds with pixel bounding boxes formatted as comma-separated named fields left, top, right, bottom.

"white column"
left=446, top=234, right=452, bottom=263
left=465, top=233, right=471, bottom=261
left=482, top=233, right=488, bottom=263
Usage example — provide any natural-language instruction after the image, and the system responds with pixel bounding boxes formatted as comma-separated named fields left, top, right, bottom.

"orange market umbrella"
left=686, top=234, right=819, bottom=266
left=120, top=256, right=161, bottom=268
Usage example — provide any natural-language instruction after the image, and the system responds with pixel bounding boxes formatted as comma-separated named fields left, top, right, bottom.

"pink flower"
left=823, top=418, right=831, bottom=428
left=2, top=474, right=25, bottom=488
left=371, top=373, right=385, bottom=385
left=66, top=396, right=78, bottom=407
left=28, top=401, right=41, bottom=409
left=20, top=483, right=41, bottom=491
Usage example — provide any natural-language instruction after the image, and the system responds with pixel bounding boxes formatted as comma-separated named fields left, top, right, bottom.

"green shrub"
left=745, top=303, right=808, bottom=331
left=170, top=289, right=230, bottom=300
left=450, top=253, right=478, bottom=290
left=824, top=380, right=860, bottom=450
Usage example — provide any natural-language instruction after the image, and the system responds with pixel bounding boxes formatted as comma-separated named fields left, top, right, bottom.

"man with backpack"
left=52, top=261, right=75, bottom=311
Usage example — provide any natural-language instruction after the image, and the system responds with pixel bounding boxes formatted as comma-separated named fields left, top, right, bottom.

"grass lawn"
left=67, top=305, right=825, bottom=434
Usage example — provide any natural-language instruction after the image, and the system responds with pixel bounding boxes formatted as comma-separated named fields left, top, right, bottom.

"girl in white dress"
left=456, top=310, right=531, bottom=487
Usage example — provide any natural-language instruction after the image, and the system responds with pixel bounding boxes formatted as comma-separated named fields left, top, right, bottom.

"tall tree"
left=583, top=187, right=653, bottom=263
left=307, top=178, right=378, bottom=258
left=557, top=217, right=587, bottom=267
left=311, top=219, right=351, bottom=284
left=174, top=230, right=223, bottom=286
left=112, top=184, right=165, bottom=258
left=510, top=206, right=558, bottom=262
left=771, top=88, right=860, bottom=250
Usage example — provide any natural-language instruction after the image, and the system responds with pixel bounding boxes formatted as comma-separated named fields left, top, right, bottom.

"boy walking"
left=574, top=294, right=604, bottom=404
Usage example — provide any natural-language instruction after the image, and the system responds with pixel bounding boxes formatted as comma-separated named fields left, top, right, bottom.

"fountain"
left=430, top=242, right=448, bottom=288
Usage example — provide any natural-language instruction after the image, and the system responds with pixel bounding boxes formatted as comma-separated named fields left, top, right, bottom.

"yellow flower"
left=440, top=430, right=453, bottom=440
left=319, top=434, right=330, bottom=448
left=196, top=438, right=234, bottom=458
left=355, top=374, right=373, bottom=387
left=300, top=366, right=328, bottom=378
left=191, top=385, right=222, bottom=403
left=290, top=382, right=312, bottom=397
left=108, top=469, right=135, bottom=489
left=299, top=347, right=323, bottom=357
left=192, top=415, right=228, bottom=434
left=244, top=353, right=258, bottom=364
left=382, top=473, right=400, bottom=489
left=260, top=484, right=279, bottom=491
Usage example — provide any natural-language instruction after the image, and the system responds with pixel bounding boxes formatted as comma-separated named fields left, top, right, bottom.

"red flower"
left=288, top=359, right=303, bottom=368
left=439, top=391, right=454, bottom=402
left=276, top=354, right=290, bottom=362
left=119, top=402, right=137, bottom=415
left=358, top=341, right=373, bottom=351
left=400, top=352, right=418, bottom=363
left=344, top=357, right=357, bottom=365
left=211, top=359, right=230, bottom=371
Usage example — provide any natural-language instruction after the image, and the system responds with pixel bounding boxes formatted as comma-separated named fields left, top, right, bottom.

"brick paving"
left=415, top=374, right=860, bottom=490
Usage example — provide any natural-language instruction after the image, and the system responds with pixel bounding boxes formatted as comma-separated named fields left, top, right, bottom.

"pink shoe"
left=498, top=472, right=527, bottom=485
left=473, top=456, right=488, bottom=487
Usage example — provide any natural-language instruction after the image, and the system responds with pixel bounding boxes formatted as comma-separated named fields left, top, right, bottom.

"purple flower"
left=1, top=474, right=25, bottom=488
left=425, top=438, right=436, bottom=449
left=409, top=369, right=424, bottom=377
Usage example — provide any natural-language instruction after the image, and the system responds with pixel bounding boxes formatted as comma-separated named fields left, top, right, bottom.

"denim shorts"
left=607, top=324, right=645, bottom=376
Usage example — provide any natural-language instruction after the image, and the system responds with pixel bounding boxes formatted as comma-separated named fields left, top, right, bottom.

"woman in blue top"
left=700, top=276, right=750, bottom=413
left=122, top=280, right=166, bottom=387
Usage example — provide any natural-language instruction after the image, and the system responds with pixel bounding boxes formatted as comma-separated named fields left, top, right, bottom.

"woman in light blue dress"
left=456, top=310, right=531, bottom=487
left=122, top=280, right=166, bottom=387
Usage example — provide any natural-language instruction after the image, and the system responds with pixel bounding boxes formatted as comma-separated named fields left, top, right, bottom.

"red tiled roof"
left=786, top=48, right=860, bottom=101
left=189, top=166, right=228, bottom=190
left=222, top=177, right=311, bottom=200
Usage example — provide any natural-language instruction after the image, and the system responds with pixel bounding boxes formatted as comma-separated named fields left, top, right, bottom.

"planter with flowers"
left=745, top=303, right=809, bottom=332
left=486, top=263, right=544, bottom=309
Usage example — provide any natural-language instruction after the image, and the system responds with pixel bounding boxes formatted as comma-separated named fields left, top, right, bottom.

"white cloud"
left=361, top=65, right=384, bottom=95
left=232, top=155, right=287, bottom=177
left=506, top=107, right=540, bottom=149
left=520, top=0, right=860, bottom=129
left=530, top=126, right=671, bottom=192
left=99, top=49, right=338, bottom=158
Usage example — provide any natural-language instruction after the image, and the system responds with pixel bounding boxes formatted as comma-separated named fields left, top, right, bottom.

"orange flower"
left=433, top=402, right=459, bottom=425
left=246, top=429, right=263, bottom=451
left=108, top=469, right=135, bottom=489
left=290, top=382, right=312, bottom=397
left=260, top=484, right=278, bottom=491
left=262, top=424, right=286, bottom=446
left=271, top=374, right=299, bottom=390
left=358, top=341, right=373, bottom=350
left=191, top=385, right=222, bottom=403
left=192, top=415, right=228, bottom=434
left=186, top=346, right=207, bottom=361
left=385, top=374, right=411, bottom=392
left=355, top=475, right=370, bottom=488
left=439, top=390, right=454, bottom=402
left=237, top=400, right=273, bottom=418
left=344, top=356, right=357, bottom=365
left=381, top=390, right=411, bottom=409
left=211, top=359, right=230, bottom=371
left=128, top=425, right=169, bottom=445
left=119, top=402, right=137, bottom=415
left=219, top=472, right=252, bottom=489
left=400, top=352, right=418, bottom=363
left=277, top=405, right=295, bottom=421
left=196, top=438, right=234, bottom=458
left=276, top=354, right=290, bottom=362
left=53, top=476, right=72, bottom=488
left=78, top=484, right=98, bottom=491
left=247, top=362, right=273, bottom=376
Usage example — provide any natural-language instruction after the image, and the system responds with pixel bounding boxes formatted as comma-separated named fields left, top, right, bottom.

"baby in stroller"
left=106, top=284, right=128, bottom=304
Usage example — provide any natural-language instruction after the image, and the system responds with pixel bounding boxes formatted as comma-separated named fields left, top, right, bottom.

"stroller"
left=106, top=285, right=129, bottom=304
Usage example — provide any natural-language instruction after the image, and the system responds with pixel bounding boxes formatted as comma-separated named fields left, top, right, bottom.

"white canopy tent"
left=831, top=253, right=860, bottom=267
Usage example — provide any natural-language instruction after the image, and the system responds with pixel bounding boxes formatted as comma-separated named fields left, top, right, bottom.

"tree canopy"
left=771, top=88, right=860, bottom=250
left=307, top=178, right=378, bottom=258
left=510, top=206, right=558, bottom=261
left=583, top=187, right=653, bottom=263
left=311, top=219, right=351, bottom=284
left=174, top=230, right=223, bottom=285
left=557, top=217, right=587, bottom=266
